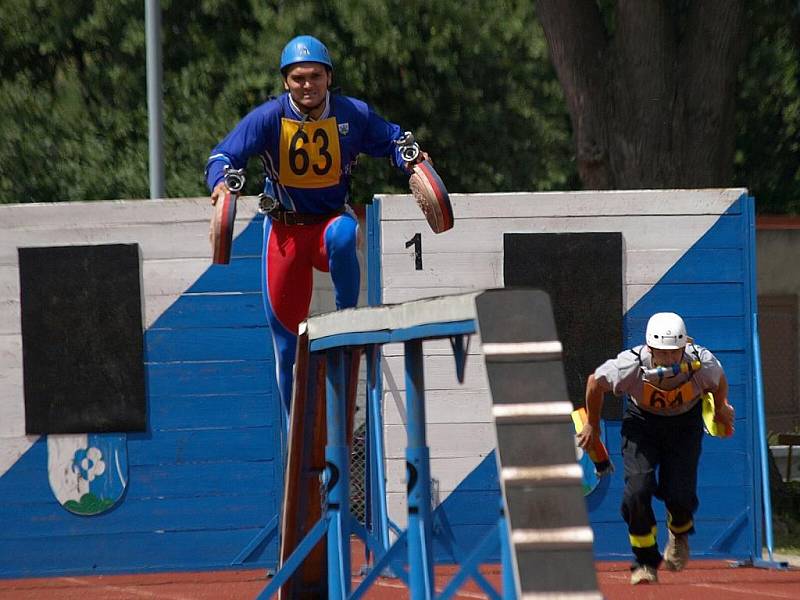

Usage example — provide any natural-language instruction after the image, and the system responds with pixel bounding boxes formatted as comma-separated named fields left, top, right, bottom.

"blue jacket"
left=205, top=92, right=407, bottom=213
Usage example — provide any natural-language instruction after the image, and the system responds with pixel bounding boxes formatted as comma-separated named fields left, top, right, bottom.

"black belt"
left=268, top=207, right=345, bottom=226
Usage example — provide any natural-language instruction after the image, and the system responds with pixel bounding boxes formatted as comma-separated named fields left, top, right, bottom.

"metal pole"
left=752, top=312, right=776, bottom=561
left=499, top=501, right=517, bottom=600
left=367, top=345, right=390, bottom=554
left=145, top=0, right=165, bottom=198
left=404, top=339, right=434, bottom=599
left=326, top=349, right=351, bottom=599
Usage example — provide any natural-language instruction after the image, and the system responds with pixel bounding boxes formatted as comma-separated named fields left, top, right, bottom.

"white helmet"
left=645, top=312, right=688, bottom=349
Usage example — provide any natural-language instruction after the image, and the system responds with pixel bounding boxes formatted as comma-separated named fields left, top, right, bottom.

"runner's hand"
left=576, top=422, right=598, bottom=451
left=714, top=401, right=735, bottom=433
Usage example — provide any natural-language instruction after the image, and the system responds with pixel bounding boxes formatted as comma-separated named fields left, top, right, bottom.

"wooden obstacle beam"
left=476, top=289, right=601, bottom=599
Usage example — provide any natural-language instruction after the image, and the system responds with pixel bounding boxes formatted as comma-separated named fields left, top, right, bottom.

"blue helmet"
left=280, top=35, right=333, bottom=73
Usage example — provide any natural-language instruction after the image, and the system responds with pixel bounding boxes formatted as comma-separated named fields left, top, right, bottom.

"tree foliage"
left=734, top=0, right=800, bottom=213
left=0, top=0, right=798, bottom=212
left=0, top=0, right=574, bottom=204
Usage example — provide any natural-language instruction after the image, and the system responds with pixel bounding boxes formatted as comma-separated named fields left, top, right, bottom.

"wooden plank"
left=148, top=293, right=266, bottom=330
left=182, top=259, right=264, bottom=294
left=0, top=213, right=264, bottom=266
left=2, top=260, right=262, bottom=328
left=380, top=214, right=738, bottom=256
left=126, top=427, right=277, bottom=466
left=0, top=446, right=276, bottom=502
left=0, top=298, right=20, bottom=335
left=0, top=493, right=279, bottom=540
left=0, top=197, right=259, bottom=229
left=382, top=286, right=476, bottom=304
left=384, top=422, right=495, bottom=459
left=0, top=528, right=278, bottom=577
left=625, top=248, right=742, bottom=285
left=143, top=258, right=257, bottom=296
left=376, top=189, right=745, bottom=220
left=147, top=360, right=275, bottom=396
left=0, top=329, right=25, bottom=437
left=0, top=332, right=21, bottom=360
left=385, top=456, right=499, bottom=493
left=382, top=353, right=488, bottom=392
left=386, top=492, right=501, bottom=530
left=0, top=436, right=37, bottom=477
left=148, top=393, right=274, bottom=430
left=0, top=221, right=250, bottom=265
left=382, top=336, right=484, bottom=357
left=627, top=283, right=746, bottom=317
left=383, top=389, right=491, bottom=425
left=381, top=214, right=745, bottom=268
left=145, top=327, right=273, bottom=362
left=0, top=278, right=266, bottom=336
left=330, top=248, right=745, bottom=301
left=382, top=253, right=501, bottom=289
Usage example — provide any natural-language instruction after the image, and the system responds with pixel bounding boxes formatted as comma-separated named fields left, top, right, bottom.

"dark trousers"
left=620, top=400, right=704, bottom=567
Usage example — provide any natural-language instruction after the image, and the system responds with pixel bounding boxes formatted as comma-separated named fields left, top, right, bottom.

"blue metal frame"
left=366, top=345, right=391, bottom=558
left=728, top=194, right=789, bottom=570
left=367, top=199, right=382, bottom=307
left=325, top=349, right=352, bottom=599
left=405, top=339, right=435, bottom=597
left=258, top=313, right=515, bottom=598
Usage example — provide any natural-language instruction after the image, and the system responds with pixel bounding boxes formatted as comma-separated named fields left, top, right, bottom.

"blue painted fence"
left=0, top=215, right=283, bottom=577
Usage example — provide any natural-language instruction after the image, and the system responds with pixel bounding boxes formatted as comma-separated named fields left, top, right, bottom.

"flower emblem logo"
left=72, top=447, right=107, bottom=482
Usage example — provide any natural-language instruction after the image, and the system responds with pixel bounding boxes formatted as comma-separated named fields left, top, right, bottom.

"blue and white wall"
left=370, top=189, right=761, bottom=561
left=0, top=190, right=761, bottom=576
left=0, top=198, right=360, bottom=577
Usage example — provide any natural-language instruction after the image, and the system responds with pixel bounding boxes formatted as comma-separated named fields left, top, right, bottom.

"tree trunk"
left=535, top=0, right=749, bottom=190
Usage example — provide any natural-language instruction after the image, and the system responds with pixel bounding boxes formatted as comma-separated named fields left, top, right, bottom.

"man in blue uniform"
left=577, top=312, right=735, bottom=585
left=205, top=35, right=422, bottom=426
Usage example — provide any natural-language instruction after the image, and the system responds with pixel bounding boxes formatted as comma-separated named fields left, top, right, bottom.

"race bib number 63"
left=279, top=117, right=341, bottom=189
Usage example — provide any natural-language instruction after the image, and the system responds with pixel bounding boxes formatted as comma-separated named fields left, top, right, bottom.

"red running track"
left=1, top=560, right=798, bottom=599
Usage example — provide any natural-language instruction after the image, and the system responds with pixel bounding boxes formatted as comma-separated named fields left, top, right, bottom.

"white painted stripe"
left=493, top=402, right=573, bottom=423
left=512, top=527, right=594, bottom=549
left=502, top=464, right=583, bottom=485
left=482, top=341, right=562, bottom=361
left=521, top=592, right=604, bottom=600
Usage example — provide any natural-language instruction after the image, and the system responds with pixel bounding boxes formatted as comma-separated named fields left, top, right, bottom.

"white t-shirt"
left=594, top=344, right=723, bottom=416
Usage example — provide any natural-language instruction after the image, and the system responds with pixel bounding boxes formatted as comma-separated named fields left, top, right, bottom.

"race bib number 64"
left=641, top=380, right=696, bottom=412
left=279, top=117, right=341, bottom=189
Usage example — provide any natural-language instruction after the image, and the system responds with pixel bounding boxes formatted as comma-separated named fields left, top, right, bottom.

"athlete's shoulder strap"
left=628, top=347, right=643, bottom=367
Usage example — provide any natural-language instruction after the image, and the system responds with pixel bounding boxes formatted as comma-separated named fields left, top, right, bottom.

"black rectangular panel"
left=19, top=243, right=147, bottom=433
left=504, top=233, right=623, bottom=420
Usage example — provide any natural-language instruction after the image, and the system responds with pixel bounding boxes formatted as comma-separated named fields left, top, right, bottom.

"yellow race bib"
left=279, top=117, right=341, bottom=189
left=640, top=380, right=696, bottom=413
